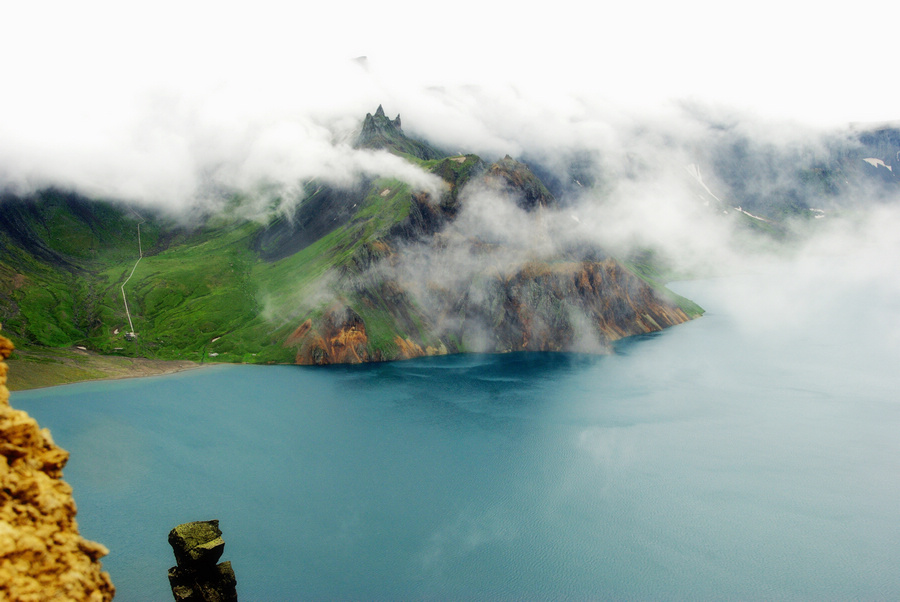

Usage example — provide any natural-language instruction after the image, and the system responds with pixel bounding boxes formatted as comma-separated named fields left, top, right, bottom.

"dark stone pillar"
left=167, top=520, right=237, bottom=602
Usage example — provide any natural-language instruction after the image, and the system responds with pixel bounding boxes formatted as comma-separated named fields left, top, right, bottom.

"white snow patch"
left=864, top=157, right=892, bottom=171
left=733, top=206, right=770, bottom=223
left=685, top=163, right=723, bottom=202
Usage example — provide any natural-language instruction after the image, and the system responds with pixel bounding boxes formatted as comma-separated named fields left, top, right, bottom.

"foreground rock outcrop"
left=168, top=520, right=237, bottom=602
left=0, top=333, right=115, bottom=600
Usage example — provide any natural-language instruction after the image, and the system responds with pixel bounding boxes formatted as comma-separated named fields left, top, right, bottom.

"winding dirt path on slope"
left=120, top=213, right=145, bottom=335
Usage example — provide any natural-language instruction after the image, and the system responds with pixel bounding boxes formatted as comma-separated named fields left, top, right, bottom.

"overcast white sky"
left=1, top=0, right=898, bottom=207
left=3, top=0, right=900, bottom=344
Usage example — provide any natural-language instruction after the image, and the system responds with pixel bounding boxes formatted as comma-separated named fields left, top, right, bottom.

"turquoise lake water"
left=13, top=274, right=900, bottom=600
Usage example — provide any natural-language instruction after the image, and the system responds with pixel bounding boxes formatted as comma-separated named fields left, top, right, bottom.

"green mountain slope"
left=0, top=107, right=704, bottom=375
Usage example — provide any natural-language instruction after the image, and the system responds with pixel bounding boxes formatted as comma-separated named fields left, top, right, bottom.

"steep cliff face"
left=448, top=259, right=693, bottom=353
left=286, top=253, right=697, bottom=365
left=0, top=334, right=115, bottom=600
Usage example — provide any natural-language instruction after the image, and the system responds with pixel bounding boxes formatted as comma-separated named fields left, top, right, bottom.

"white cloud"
left=0, top=0, right=896, bottom=212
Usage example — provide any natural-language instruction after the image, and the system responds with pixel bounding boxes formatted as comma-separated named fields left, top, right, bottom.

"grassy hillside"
left=0, top=173, right=442, bottom=367
left=0, top=107, right=715, bottom=384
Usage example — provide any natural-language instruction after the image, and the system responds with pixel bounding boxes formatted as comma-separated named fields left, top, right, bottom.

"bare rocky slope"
left=0, top=333, right=115, bottom=600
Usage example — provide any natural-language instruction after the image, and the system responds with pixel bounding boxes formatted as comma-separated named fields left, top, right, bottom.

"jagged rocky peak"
left=377, top=103, right=402, bottom=127
left=355, top=105, right=443, bottom=160
left=360, top=104, right=403, bottom=141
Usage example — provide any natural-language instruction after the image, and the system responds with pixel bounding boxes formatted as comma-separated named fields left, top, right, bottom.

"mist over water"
left=14, top=265, right=900, bottom=601
left=4, top=6, right=899, bottom=598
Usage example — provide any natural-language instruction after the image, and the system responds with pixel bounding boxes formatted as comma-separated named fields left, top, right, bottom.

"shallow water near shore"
left=14, top=273, right=900, bottom=600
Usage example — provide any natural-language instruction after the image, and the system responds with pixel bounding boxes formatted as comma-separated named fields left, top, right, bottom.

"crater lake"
left=13, top=271, right=900, bottom=600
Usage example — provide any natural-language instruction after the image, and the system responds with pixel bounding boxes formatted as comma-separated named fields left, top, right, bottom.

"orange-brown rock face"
left=290, top=307, right=372, bottom=365
left=0, top=334, right=115, bottom=601
left=392, top=336, right=449, bottom=360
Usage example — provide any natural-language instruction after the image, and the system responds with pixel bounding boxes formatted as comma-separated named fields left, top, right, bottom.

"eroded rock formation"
left=287, top=307, right=372, bottom=365
left=0, top=333, right=115, bottom=600
left=168, top=520, right=237, bottom=602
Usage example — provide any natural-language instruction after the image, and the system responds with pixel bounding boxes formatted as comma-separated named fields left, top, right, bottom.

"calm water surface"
left=14, top=275, right=900, bottom=600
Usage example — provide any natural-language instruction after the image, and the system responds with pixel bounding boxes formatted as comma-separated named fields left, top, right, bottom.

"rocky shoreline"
left=0, top=334, right=115, bottom=599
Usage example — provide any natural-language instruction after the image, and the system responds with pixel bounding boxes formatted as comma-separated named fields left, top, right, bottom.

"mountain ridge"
left=24, top=106, right=900, bottom=379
